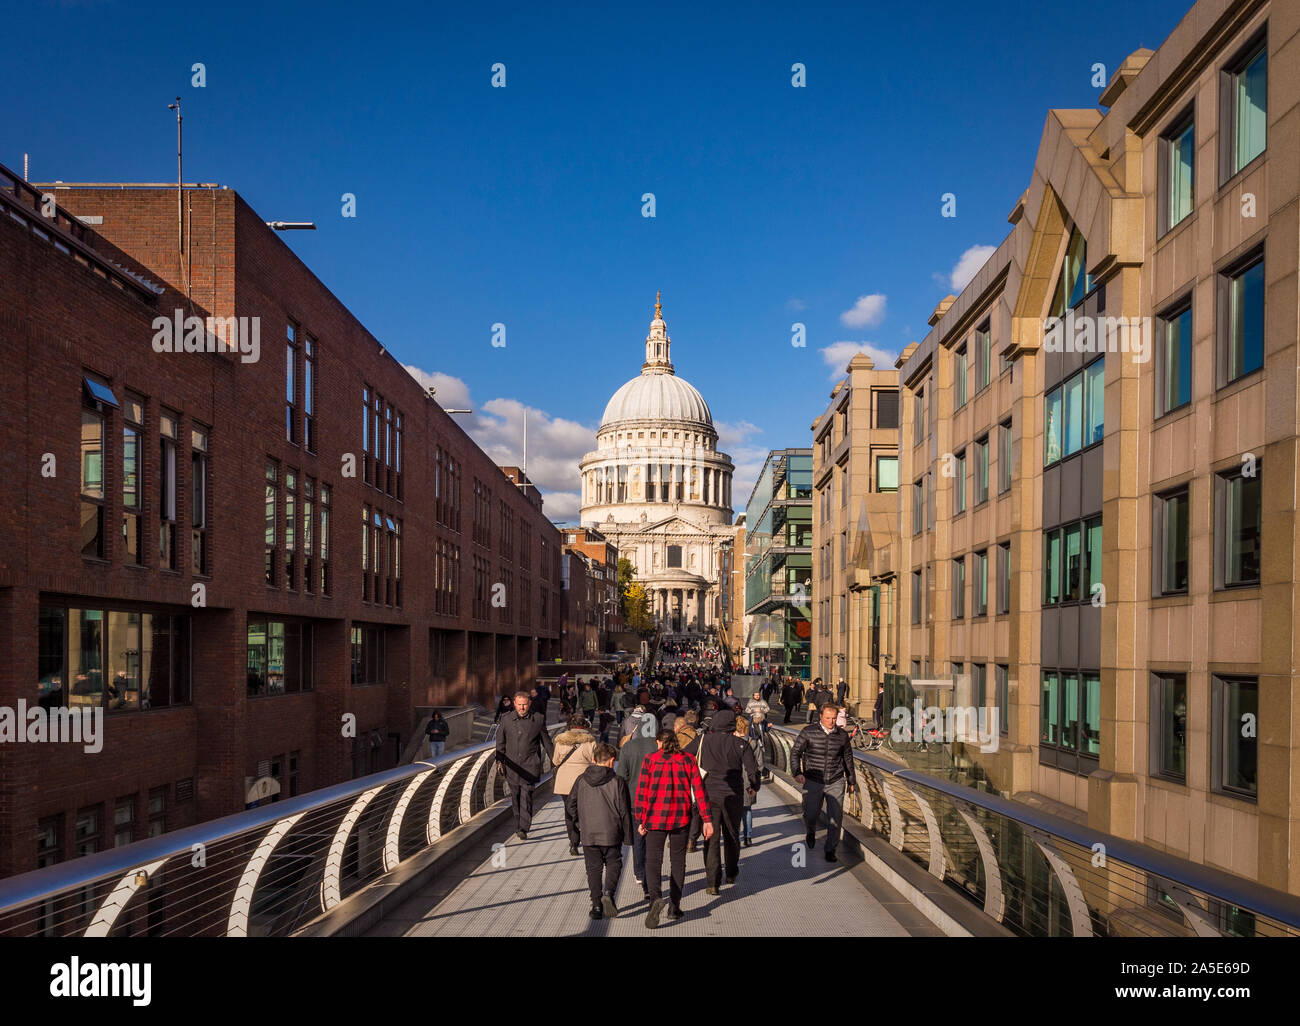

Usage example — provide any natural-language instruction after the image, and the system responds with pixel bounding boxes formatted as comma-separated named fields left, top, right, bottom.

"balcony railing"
left=0, top=729, right=561, bottom=938
left=767, top=723, right=1300, bottom=938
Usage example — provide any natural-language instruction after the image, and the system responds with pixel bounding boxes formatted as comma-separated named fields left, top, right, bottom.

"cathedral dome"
left=600, top=373, right=713, bottom=429
left=598, top=292, right=714, bottom=432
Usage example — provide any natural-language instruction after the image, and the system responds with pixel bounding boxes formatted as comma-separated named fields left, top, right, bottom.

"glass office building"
left=744, top=449, right=813, bottom=679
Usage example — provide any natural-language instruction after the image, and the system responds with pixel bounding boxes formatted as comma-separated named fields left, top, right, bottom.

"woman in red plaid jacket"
left=634, top=728, right=715, bottom=927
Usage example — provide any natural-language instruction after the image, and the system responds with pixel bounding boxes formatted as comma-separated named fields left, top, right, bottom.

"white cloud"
left=839, top=293, right=887, bottom=329
left=947, top=244, right=997, bottom=293
left=403, top=365, right=596, bottom=520
left=786, top=298, right=806, bottom=312
left=818, top=341, right=898, bottom=380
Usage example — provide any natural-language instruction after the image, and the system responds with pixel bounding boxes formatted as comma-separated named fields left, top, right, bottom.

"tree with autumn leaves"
left=616, top=557, right=656, bottom=636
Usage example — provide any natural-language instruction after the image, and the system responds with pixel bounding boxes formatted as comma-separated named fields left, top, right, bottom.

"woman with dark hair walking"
left=634, top=729, right=714, bottom=927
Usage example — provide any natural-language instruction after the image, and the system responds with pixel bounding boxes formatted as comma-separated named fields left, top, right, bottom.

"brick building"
left=0, top=167, right=560, bottom=878
left=559, top=526, right=620, bottom=659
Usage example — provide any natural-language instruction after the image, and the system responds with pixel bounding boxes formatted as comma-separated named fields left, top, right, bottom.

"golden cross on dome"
left=654, top=291, right=662, bottom=319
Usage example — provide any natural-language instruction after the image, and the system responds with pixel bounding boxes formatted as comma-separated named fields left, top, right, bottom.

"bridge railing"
left=766, top=723, right=1300, bottom=938
left=0, top=728, right=561, bottom=938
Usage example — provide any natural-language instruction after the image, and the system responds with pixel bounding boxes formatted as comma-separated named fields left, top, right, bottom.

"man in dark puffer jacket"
left=790, top=702, right=856, bottom=862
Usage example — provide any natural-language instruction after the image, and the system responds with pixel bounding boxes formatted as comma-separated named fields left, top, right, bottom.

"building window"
left=667, top=544, right=683, bottom=569
left=1216, top=466, right=1261, bottom=588
left=1160, top=111, right=1195, bottom=234
left=80, top=379, right=113, bottom=559
left=40, top=606, right=190, bottom=711
left=974, top=436, right=989, bottom=504
left=1045, top=384, right=1062, bottom=466
left=285, top=322, right=298, bottom=444
left=1084, top=360, right=1104, bottom=447
left=362, top=386, right=373, bottom=485
left=1041, top=669, right=1099, bottom=756
left=973, top=549, right=988, bottom=616
left=998, top=419, right=1012, bottom=494
left=159, top=411, right=178, bottom=570
left=951, top=556, right=965, bottom=619
left=1219, top=251, right=1265, bottom=387
left=302, top=478, right=315, bottom=593
left=975, top=321, right=991, bottom=392
left=303, top=334, right=316, bottom=453
left=148, top=788, right=166, bottom=838
left=996, top=665, right=1009, bottom=735
left=972, top=663, right=986, bottom=709
left=284, top=469, right=298, bottom=590
left=1043, top=530, right=1061, bottom=606
left=1155, top=487, right=1190, bottom=596
left=246, top=618, right=313, bottom=697
left=1085, top=516, right=1102, bottom=599
left=320, top=483, right=332, bottom=595
left=1213, top=676, right=1257, bottom=800
left=996, top=541, right=1011, bottom=615
left=954, top=345, right=968, bottom=409
left=114, top=796, right=135, bottom=848
left=122, top=394, right=144, bottom=566
left=1040, top=670, right=1060, bottom=743
left=1157, top=301, right=1192, bottom=416
left=952, top=449, right=966, bottom=514
left=191, top=425, right=208, bottom=575
left=1062, top=523, right=1083, bottom=603
left=840, top=531, right=847, bottom=570
left=265, top=460, right=278, bottom=586
left=875, top=389, right=899, bottom=429
left=1222, top=38, right=1266, bottom=181
left=350, top=625, right=386, bottom=685
left=876, top=455, right=898, bottom=493
left=912, top=478, right=924, bottom=535
left=1045, top=360, right=1103, bottom=465
left=911, top=569, right=922, bottom=625
left=914, top=388, right=925, bottom=440
left=1151, top=673, right=1188, bottom=781
left=1049, top=226, right=1090, bottom=317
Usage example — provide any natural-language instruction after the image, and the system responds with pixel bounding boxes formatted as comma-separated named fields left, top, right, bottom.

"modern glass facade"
left=744, top=449, right=812, bottom=678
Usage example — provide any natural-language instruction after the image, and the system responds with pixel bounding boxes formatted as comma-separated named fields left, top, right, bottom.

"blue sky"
left=6, top=0, right=1193, bottom=520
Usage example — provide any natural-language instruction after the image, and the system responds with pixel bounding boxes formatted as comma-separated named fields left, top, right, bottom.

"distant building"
left=578, top=295, right=738, bottom=637
left=810, top=354, right=900, bottom=710
left=559, top=526, right=621, bottom=658
left=743, top=450, right=812, bottom=679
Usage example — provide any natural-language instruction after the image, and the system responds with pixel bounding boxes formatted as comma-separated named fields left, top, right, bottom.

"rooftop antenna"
left=167, top=98, right=183, bottom=291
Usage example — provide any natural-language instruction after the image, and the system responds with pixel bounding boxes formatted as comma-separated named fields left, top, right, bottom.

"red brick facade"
left=0, top=169, right=561, bottom=878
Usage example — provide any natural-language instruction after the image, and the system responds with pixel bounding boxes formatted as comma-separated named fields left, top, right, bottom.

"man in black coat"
left=873, top=684, right=886, bottom=729
left=791, top=703, right=857, bottom=862
left=494, top=690, right=555, bottom=839
left=698, top=709, right=760, bottom=893
left=807, top=678, right=832, bottom=723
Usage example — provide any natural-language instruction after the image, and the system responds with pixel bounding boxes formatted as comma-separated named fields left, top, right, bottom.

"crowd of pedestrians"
left=486, top=650, right=861, bottom=928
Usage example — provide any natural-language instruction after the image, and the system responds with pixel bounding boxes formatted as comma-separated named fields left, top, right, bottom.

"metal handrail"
left=769, top=722, right=1300, bottom=936
left=0, top=726, right=563, bottom=937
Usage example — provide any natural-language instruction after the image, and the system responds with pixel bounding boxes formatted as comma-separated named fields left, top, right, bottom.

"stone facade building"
left=810, top=354, right=901, bottom=709
left=879, top=0, right=1300, bottom=899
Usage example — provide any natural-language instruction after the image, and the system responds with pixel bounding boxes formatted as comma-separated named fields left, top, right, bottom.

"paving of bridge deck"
left=368, top=786, right=934, bottom=937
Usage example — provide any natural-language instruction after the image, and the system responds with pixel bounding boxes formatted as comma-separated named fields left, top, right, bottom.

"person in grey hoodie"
left=574, top=743, right=634, bottom=920
left=616, top=711, right=658, bottom=897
